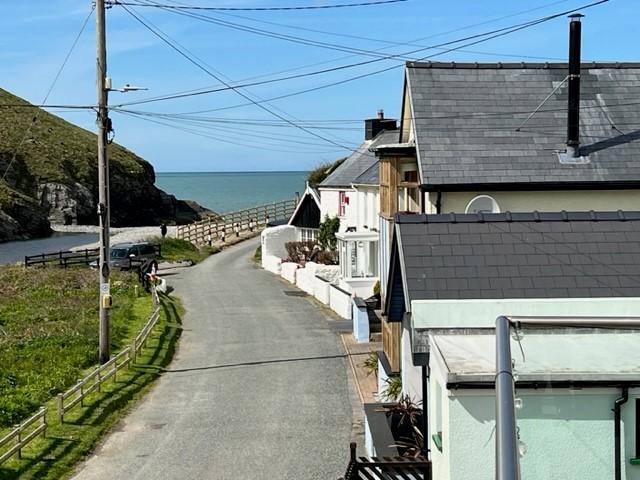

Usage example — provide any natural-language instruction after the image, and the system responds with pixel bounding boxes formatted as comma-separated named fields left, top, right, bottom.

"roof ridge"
left=396, top=211, right=640, bottom=224
left=406, top=61, right=640, bottom=70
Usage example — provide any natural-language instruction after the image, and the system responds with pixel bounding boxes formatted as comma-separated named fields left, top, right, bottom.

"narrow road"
left=72, top=238, right=354, bottom=480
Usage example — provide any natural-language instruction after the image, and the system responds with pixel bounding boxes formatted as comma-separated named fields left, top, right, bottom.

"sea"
left=156, top=171, right=308, bottom=213
left=0, top=171, right=307, bottom=264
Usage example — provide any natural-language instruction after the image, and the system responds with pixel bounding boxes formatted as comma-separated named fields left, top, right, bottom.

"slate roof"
left=319, top=129, right=399, bottom=188
left=386, top=211, right=640, bottom=318
left=406, top=62, right=640, bottom=189
left=353, top=161, right=379, bottom=185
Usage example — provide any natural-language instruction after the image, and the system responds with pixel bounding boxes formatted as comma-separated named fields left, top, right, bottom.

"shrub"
left=306, top=158, right=345, bottom=187
left=285, top=241, right=317, bottom=264
left=313, top=249, right=338, bottom=265
left=318, top=215, right=340, bottom=250
left=373, top=280, right=381, bottom=296
left=381, top=375, right=403, bottom=401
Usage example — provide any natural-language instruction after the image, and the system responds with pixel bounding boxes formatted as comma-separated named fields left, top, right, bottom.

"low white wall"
left=314, top=276, right=330, bottom=304
left=295, top=263, right=317, bottom=295
left=280, top=262, right=299, bottom=283
left=261, top=225, right=296, bottom=260
left=262, top=255, right=282, bottom=274
left=329, top=284, right=352, bottom=319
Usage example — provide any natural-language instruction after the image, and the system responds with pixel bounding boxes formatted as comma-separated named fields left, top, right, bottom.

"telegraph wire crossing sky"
left=0, top=0, right=637, bottom=172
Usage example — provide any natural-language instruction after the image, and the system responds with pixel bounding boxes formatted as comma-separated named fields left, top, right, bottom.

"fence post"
left=41, top=407, right=47, bottom=439
left=113, top=358, right=118, bottom=382
left=97, top=368, right=102, bottom=393
left=57, top=393, right=64, bottom=423
left=79, top=379, right=84, bottom=407
left=15, top=424, right=22, bottom=459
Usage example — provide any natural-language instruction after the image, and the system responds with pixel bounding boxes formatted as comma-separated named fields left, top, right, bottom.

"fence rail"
left=56, top=290, right=160, bottom=423
left=0, top=408, right=47, bottom=465
left=176, top=199, right=297, bottom=245
left=24, top=245, right=161, bottom=269
left=0, top=289, right=162, bottom=466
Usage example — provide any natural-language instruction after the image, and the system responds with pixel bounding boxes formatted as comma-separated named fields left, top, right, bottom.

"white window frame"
left=465, top=194, right=500, bottom=214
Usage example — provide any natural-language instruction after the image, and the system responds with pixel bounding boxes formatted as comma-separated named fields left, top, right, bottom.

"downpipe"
left=614, top=387, right=629, bottom=480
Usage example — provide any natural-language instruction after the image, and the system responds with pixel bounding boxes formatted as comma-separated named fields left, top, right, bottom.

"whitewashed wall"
left=319, top=187, right=357, bottom=232
left=280, top=262, right=299, bottom=283
left=261, top=225, right=296, bottom=260
left=329, top=284, right=352, bottom=319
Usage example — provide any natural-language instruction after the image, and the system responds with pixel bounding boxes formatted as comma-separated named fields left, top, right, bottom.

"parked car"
left=90, top=242, right=157, bottom=270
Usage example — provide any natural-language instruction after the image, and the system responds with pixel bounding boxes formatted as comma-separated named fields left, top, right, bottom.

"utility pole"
left=96, top=0, right=111, bottom=365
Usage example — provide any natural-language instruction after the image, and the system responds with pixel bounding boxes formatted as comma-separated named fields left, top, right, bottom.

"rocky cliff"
left=0, top=88, right=212, bottom=242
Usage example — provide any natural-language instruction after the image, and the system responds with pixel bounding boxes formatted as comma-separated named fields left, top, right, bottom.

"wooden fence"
left=0, top=408, right=47, bottom=465
left=57, top=289, right=160, bottom=423
left=0, top=289, right=161, bottom=465
left=340, top=443, right=431, bottom=480
left=176, top=198, right=297, bottom=245
left=24, top=245, right=161, bottom=269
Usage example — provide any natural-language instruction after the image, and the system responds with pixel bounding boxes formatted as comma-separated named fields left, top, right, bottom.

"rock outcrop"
left=0, top=88, right=213, bottom=242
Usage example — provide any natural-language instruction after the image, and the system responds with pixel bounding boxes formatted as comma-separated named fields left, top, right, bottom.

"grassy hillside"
left=0, top=88, right=210, bottom=240
left=0, top=89, right=149, bottom=187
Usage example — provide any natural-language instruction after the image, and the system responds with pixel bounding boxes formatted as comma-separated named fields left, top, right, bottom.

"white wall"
left=280, top=262, right=299, bottom=283
left=400, top=324, right=422, bottom=402
left=329, top=284, right=352, bottom=319
left=319, top=187, right=358, bottom=232
left=261, top=225, right=296, bottom=259
left=354, top=186, right=379, bottom=231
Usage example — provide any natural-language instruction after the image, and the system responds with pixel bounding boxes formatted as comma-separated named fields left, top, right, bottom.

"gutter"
left=614, top=387, right=629, bottom=480
left=420, top=180, right=640, bottom=193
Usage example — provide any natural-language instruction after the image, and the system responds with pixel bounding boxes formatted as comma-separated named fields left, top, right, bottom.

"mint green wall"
left=440, top=390, right=640, bottom=480
left=411, top=298, right=640, bottom=329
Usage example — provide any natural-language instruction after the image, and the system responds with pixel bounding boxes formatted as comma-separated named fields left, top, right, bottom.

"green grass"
left=0, top=283, right=183, bottom=480
left=253, top=245, right=262, bottom=263
left=151, top=236, right=219, bottom=264
left=0, top=266, right=149, bottom=429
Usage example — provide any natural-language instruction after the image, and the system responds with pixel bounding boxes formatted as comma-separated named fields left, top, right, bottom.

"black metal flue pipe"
left=566, top=14, right=583, bottom=157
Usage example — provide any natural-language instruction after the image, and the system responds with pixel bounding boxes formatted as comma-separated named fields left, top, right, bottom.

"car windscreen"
left=111, top=248, right=128, bottom=258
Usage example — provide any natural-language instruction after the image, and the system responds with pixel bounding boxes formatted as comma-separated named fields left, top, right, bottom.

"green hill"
left=0, top=88, right=210, bottom=241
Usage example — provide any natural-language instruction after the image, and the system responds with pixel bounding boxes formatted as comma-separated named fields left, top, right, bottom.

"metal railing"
left=176, top=199, right=297, bottom=245
left=0, top=408, right=47, bottom=465
left=494, top=316, right=640, bottom=480
left=340, top=442, right=431, bottom=480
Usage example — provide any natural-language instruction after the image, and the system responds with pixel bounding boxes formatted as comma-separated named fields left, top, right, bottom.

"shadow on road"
left=162, top=353, right=348, bottom=373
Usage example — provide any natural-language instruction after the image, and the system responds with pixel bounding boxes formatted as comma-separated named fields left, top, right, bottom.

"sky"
left=0, top=0, right=638, bottom=172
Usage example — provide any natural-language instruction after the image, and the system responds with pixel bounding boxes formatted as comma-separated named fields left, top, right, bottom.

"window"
left=339, top=191, right=349, bottom=217
left=465, top=195, right=500, bottom=214
left=400, top=162, right=418, bottom=183
left=398, top=187, right=420, bottom=212
left=338, top=237, right=379, bottom=279
left=299, top=228, right=318, bottom=242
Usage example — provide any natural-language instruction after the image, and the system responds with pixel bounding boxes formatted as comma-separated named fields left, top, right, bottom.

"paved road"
left=72, top=238, right=354, bottom=480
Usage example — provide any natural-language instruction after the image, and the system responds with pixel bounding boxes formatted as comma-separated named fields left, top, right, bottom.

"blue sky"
left=0, top=0, right=637, bottom=172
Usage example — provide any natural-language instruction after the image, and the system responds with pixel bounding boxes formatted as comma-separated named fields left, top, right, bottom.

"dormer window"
left=465, top=195, right=500, bottom=214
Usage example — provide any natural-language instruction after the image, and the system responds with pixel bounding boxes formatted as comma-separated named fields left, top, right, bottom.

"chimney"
left=566, top=13, right=583, bottom=157
left=365, top=109, right=397, bottom=140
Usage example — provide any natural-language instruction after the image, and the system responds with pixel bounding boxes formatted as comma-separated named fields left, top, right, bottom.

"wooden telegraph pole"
left=96, top=0, right=111, bottom=364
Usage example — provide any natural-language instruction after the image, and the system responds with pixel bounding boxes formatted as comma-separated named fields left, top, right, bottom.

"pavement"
left=71, top=237, right=355, bottom=480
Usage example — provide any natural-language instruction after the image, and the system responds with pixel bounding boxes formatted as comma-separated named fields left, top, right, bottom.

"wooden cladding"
left=382, top=318, right=401, bottom=374
left=379, top=156, right=419, bottom=219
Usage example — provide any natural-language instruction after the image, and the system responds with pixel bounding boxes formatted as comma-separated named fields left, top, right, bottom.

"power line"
left=119, top=3, right=358, bottom=153
left=111, top=0, right=578, bottom=109
left=114, top=0, right=605, bottom=108
left=120, top=0, right=609, bottom=112
left=109, top=0, right=410, bottom=11
left=1, top=6, right=95, bottom=182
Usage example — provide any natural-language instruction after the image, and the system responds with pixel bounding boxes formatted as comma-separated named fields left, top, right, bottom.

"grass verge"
left=151, top=236, right=219, bottom=264
left=0, top=292, right=183, bottom=480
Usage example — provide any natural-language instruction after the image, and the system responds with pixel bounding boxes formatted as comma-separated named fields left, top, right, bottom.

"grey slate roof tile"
left=320, top=130, right=398, bottom=188
left=406, top=62, right=640, bottom=187
left=391, top=211, right=640, bottom=302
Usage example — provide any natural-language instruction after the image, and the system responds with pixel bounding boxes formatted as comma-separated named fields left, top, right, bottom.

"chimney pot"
left=377, top=110, right=384, bottom=120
